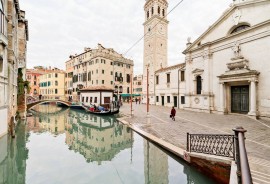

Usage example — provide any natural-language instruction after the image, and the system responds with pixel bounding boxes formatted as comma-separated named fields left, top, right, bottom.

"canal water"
left=0, top=104, right=215, bottom=184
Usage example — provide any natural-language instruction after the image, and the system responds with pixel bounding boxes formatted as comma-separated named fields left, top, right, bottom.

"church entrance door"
left=231, top=86, right=249, bottom=113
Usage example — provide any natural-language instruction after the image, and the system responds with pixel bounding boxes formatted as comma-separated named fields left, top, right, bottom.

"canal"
left=0, top=104, right=215, bottom=184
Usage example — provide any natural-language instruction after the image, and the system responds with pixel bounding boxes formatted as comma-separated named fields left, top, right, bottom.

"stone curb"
left=117, top=117, right=185, bottom=159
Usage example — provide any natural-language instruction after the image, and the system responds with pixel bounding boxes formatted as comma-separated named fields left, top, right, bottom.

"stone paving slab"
left=119, top=103, right=270, bottom=183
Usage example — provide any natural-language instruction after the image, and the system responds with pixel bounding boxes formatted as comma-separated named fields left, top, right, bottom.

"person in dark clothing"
left=171, top=106, right=176, bottom=121
left=135, top=98, right=138, bottom=104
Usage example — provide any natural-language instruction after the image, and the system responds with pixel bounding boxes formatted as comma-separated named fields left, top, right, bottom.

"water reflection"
left=65, top=109, right=133, bottom=165
left=0, top=121, right=28, bottom=184
left=0, top=104, right=215, bottom=184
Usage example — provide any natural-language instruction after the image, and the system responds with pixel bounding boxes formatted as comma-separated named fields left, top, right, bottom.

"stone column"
left=219, top=82, right=224, bottom=113
left=248, top=80, right=257, bottom=116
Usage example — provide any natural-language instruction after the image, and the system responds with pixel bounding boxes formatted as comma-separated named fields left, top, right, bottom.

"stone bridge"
left=27, top=99, right=71, bottom=110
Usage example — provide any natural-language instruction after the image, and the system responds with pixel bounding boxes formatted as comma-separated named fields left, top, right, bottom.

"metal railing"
left=186, top=126, right=252, bottom=184
left=187, top=133, right=235, bottom=158
left=232, top=127, right=252, bottom=184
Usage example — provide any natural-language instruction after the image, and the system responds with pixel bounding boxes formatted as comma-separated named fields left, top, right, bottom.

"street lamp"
left=146, top=64, right=150, bottom=117
left=130, top=73, right=133, bottom=116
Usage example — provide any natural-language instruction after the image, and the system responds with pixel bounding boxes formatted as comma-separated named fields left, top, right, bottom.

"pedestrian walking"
left=135, top=98, right=138, bottom=104
left=170, top=106, right=176, bottom=121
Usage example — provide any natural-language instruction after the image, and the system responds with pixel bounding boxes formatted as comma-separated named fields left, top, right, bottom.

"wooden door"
left=161, top=96, right=164, bottom=106
left=231, top=86, right=249, bottom=113
left=174, top=96, right=177, bottom=108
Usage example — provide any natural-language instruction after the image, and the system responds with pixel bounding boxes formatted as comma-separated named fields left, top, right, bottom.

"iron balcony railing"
left=187, top=133, right=235, bottom=158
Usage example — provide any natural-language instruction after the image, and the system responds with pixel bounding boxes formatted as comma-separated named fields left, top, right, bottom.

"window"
left=102, top=80, right=104, bottom=84
left=158, top=6, right=160, bottom=14
left=96, top=80, right=98, bottom=84
left=111, top=62, right=113, bottom=65
left=34, top=89, right=37, bottom=94
left=94, top=97, right=97, bottom=103
left=151, top=7, right=154, bottom=15
left=196, top=76, right=202, bottom=94
left=127, top=87, right=130, bottom=93
left=86, top=97, right=88, bottom=102
left=167, top=73, right=170, bottom=83
left=231, top=25, right=250, bottom=34
left=96, top=69, right=98, bottom=74
left=111, top=81, right=113, bottom=85
left=55, top=89, right=58, bottom=94
left=181, top=96, right=185, bottom=104
left=126, top=74, right=130, bottom=83
left=55, top=81, right=58, bottom=86
left=88, top=72, right=91, bottom=81
left=90, top=97, right=93, bottom=103
left=82, top=97, right=84, bottom=102
left=102, top=70, right=104, bottom=74
left=162, top=9, right=165, bottom=17
left=119, top=86, right=123, bottom=93
left=34, top=81, right=36, bottom=85
left=156, top=75, right=159, bottom=84
left=111, top=71, right=113, bottom=75
left=167, top=96, right=170, bottom=103
left=34, top=75, right=37, bottom=80
left=181, top=71, right=185, bottom=81
left=156, top=96, right=159, bottom=102
left=147, top=11, right=149, bottom=18
left=55, top=73, right=58, bottom=78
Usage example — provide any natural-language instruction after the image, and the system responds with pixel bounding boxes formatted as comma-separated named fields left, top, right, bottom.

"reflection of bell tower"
left=143, top=0, right=169, bottom=104
left=144, top=140, right=168, bottom=184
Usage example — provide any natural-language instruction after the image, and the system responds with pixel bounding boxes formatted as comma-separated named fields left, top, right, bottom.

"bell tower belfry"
left=142, top=0, right=169, bottom=104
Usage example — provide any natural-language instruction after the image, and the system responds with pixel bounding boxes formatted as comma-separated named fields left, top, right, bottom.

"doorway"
left=161, top=96, right=164, bottom=106
left=173, top=96, right=177, bottom=108
left=231, top=86, right=249, bottom=113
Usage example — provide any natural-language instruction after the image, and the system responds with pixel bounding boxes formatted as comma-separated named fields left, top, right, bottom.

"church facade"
left=183, top=0, right=270, bottom=118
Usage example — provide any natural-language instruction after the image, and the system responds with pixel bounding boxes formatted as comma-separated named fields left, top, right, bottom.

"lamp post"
left=130, top=73, right=133, bottom=116
left=146, top=64, right=150, bottom=117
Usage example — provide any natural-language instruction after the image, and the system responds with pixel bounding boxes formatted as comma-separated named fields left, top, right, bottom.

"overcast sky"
left=20, top=0, right=231, bottom=74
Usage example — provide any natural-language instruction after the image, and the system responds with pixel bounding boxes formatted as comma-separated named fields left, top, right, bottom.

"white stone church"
left=142, top=0, right=270, bottom=118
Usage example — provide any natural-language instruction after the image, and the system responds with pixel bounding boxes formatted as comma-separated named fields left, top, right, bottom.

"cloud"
left=20, top=0, right=229, bottom=74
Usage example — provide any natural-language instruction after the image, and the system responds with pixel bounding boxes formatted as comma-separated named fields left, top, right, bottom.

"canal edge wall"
left=117, top=117, right=234, bottom=184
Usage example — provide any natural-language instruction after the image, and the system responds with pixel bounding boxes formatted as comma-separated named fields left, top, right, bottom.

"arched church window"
left=162, top=9, right=165, bottom=17
left=151, top=7, right=154, bottom=15
left=147, top=11, right=149, bottom=19
left=158, top=6, right=160, bottom=14
left=196, top=76, right=202, bottom=95
left=231, top=24, right=250, bottom=34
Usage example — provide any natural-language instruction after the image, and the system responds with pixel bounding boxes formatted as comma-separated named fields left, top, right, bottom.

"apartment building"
left=65, top=59, right=74, bottom=101
left=0, top=0, right=28, bottom=137
left=66, top=44, right=134, bottom=102
left=133, top=74, right=143, bottom=98
left=26, top=67, right=46, bottom=98
left=39, top=69, right=65, bottom=100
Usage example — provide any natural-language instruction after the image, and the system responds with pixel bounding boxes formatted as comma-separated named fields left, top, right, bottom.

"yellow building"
left=65, top=44, right=134, bottom=102
left=39, top=69, right=65, bottom=100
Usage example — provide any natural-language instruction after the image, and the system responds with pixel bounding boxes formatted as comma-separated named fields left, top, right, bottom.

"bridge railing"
left=26, top=95, right=70, bottom=104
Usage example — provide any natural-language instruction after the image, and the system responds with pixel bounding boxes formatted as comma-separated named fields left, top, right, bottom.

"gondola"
left=82, top=104, right=119, bottom=115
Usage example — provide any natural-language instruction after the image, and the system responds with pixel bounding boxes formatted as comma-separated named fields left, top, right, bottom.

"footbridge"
left=27, top=99, right=71, bottom=110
